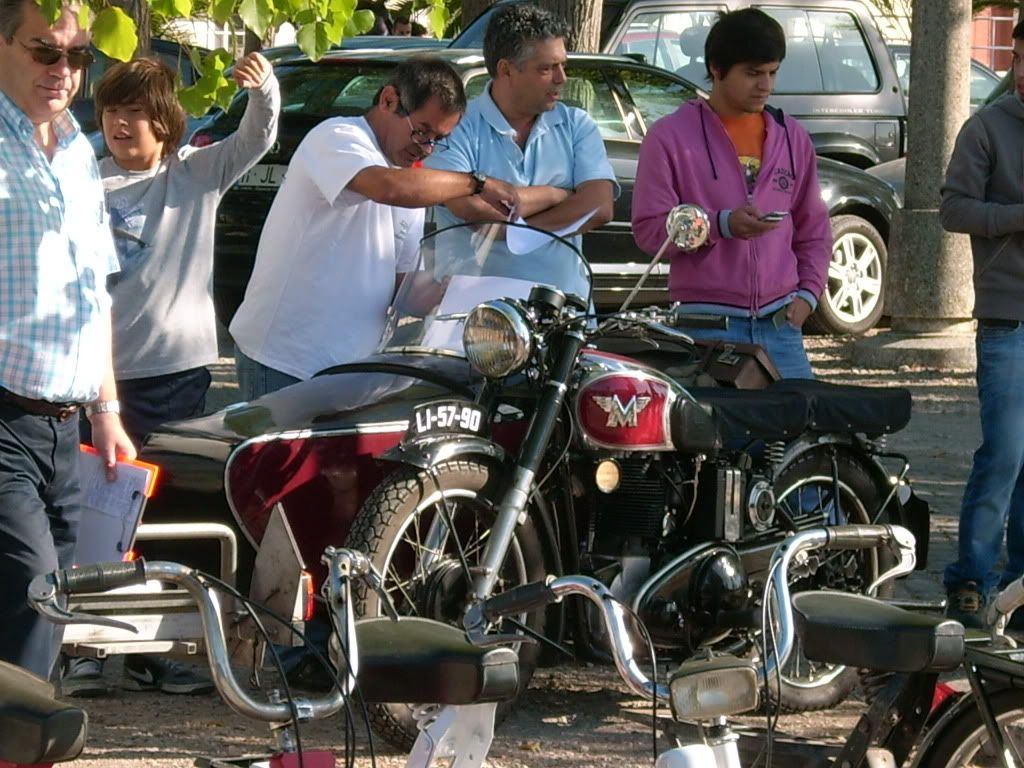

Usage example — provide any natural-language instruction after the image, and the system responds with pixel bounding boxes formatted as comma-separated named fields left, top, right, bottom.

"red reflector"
left=931, top=682, right=958, bottom=713
left=190, top=132, right=214, bottom=148
left=301, top=571, right=314, bottom=621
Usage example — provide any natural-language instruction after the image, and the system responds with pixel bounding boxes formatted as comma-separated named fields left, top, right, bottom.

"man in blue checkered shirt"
left=0, top=0, right=135, bottom=680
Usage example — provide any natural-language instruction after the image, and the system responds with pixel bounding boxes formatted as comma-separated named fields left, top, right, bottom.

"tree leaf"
left=38, top=0, right=62, bottom=25
left=297, top=20, right=330, bottom=61
left=347, top=8, right=374, bottom=35
left=428, top=2, right=449, bottom=40
left=91, top=7, right=138, bottom=62
left=149, top=0, right=192, bottom=17
left=238, top=0, right=275, bottom=39
left=209, top=0, right=236, bottom=26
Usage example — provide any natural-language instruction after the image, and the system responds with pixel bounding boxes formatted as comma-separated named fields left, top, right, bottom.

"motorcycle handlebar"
left=32, top=559, right=350, bottom=725
left=544, top=525, right=915, bottom=705
left=481, top=577, right=558, bottom=622
left=824, top=525, right=900, bottom=551
left=55, top=560, right=147, bottom=594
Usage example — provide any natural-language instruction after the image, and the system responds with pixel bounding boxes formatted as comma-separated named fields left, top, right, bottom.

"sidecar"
left=139, top=354, right=507, bottom=587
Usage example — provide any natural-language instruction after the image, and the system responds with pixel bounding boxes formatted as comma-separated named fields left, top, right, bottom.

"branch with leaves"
left=39, top=0, right=452, bottom=113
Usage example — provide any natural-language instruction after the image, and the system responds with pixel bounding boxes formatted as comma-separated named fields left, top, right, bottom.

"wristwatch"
left=470, top=170, right=487, bottom=195
left=85, top=400, right=121, bottom=418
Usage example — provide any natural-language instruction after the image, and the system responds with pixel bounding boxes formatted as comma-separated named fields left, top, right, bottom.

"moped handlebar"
left=472, top=525, right=917, bottom=704
left=27, top=548, right=378, bottom=725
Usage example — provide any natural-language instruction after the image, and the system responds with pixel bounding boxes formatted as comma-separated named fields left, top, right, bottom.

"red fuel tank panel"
left=576, top=373, right=675, bottom=451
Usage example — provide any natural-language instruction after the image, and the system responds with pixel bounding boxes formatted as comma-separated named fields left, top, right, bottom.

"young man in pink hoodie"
left=631, top=8, right=831, bottom=378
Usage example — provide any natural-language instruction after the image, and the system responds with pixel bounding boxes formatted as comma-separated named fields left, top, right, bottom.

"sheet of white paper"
left=420, top=274, right=543, bottom=353
left=506, top=207, right=599, bottom=255
left=74, top=449, right=154, bottom=566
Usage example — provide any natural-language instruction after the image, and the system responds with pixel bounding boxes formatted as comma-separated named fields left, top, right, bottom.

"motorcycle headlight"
left=669, top=654, right=760, bottom=720
left=463, top=300, right=532, bottom=378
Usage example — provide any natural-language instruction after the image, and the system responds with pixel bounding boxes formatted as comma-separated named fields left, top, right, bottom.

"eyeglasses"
left=404, top=115, right=448, bottom=152
left=20, top=40, right=95, bottom=70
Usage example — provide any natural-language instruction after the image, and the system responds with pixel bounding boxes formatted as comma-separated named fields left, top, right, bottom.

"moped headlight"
left=463, top=300, right=532, bottom=378
left=669, top=654, right=760, bottom=720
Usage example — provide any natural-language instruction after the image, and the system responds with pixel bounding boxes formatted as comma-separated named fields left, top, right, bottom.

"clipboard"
left=73, top=445, right=160, bottom=567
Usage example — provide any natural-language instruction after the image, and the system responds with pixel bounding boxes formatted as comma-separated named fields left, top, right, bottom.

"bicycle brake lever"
left=27, top=574, right=139, bottom=633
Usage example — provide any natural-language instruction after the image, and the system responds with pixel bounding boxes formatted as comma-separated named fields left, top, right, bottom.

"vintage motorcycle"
left=136, top=218, right=928, bottom=749
left=328, top=218, right=931, bottom=747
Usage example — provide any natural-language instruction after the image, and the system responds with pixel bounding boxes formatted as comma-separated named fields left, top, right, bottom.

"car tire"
left=807, top=215, right=886, bottom=336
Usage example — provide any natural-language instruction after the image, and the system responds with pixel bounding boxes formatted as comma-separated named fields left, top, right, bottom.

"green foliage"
left=91, top=7, right=138, bottom=60
left=33, top=0, right=455, bottom=115
left=178, top=47, right=235, bottom=113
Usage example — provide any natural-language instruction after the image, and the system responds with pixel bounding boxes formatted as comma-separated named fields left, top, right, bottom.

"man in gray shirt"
left=939, top=20, right=1024, bottom=629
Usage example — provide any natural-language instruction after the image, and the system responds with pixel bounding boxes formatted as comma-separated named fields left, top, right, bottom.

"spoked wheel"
left=346, top=459, right=547, bottom=751
left=770, top=448, right=893, bottom=712
left=917, top=689, right=1024, bottom=767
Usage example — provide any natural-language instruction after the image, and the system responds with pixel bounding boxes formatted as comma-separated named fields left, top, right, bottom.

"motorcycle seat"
left=688, top=388, right=811, bottom=442
left=793, top=592, right=964, bottom=673
left=769, top=380, right=912, bottom=436
left=351, top=617, right=521, bottom=705
left=0, top=660, right=87, bottom=764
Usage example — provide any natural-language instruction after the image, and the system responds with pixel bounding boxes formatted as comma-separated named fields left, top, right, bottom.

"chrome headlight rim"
left=463, top=299, right=532, bottom=379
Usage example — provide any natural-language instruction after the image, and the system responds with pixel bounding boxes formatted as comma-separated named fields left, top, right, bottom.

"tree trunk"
left=461, top=0, right=496, bottom=31
left=112, top=0, right=151, bottom=54
left=536, top=0, right=601, bottom=52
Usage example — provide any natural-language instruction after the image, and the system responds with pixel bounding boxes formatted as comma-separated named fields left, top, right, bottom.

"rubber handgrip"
left=824, top=525, right=893, bottom=550
left=482, top=578, right=557, bottom=622
left=57, top=559, right=147, bottom=594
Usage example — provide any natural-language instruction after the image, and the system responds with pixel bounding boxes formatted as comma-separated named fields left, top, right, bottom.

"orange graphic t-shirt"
left=721, top=112, right=766, bottom=194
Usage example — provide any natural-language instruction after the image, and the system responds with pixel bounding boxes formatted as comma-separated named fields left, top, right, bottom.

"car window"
left=760, top=8, right=878, bottom=94
left=611, top=9, right=720, bottom=77
left=464, top=68, right=631, bottom=141
left=619, top=67, right=696, bottom=131
left=225, top=64, right=392, bottom=121
left=970, top=62, right=1000, bottom=106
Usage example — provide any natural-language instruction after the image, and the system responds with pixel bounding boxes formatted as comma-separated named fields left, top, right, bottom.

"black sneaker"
left=123, top=654, right=214, bottom=695
left=61, top=656, right=112, bottom=698
left=946, top=581, right=988, bottom=630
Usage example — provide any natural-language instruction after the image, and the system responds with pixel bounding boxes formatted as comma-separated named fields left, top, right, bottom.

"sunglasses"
left=20, top=40, right=95, bottom=69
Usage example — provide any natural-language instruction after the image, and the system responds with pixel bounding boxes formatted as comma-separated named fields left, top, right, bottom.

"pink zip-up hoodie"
left=632, top=99, right=831, bottom=313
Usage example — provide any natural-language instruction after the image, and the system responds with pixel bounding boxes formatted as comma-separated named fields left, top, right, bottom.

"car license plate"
left=235, top=164, right=287, bottom=189
left=406, top=400, right=487, bottom=440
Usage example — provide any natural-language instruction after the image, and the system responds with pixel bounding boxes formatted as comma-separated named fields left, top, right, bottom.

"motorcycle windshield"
left=379, top=220, right=590, bottom=356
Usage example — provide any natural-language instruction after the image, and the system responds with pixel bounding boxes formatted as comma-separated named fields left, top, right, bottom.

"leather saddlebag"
left=694, top=339, right=781, bottom=389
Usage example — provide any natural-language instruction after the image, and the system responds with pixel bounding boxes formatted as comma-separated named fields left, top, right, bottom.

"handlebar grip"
left=56, top=559, right=147, bottom=594
left=482, top=578, right=558, bottom=622
left=824, top=525, right=894, bottom=551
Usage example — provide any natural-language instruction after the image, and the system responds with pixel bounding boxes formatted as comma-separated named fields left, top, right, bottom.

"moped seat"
left=0, top=660, right=87, bottom=763
left=793, top=592, right=964, bottom=673
left=688, top=388, right=811, bottom=442
left=351, top=618, right=520, bottom=705
left=769, top=380, right=912, bottom=436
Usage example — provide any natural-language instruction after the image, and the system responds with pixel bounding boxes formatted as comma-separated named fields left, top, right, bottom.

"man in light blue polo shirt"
left=425, top=2, right=618, bottom=297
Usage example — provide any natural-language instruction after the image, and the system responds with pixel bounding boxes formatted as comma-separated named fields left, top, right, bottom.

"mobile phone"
left=760, top=211, right=789, bottom=222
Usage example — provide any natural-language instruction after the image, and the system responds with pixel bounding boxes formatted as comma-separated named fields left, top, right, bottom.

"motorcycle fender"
left=908, top=688, right=975, bottom=767
left=381, top=435, right=507, bottom=471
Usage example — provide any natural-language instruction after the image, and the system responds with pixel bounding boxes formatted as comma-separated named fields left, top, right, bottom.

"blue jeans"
left=945, top=322, right=1024, bottom=593
left=234, top=345, right=302, bottom=401
left=682, top=314, right=814, bottom=379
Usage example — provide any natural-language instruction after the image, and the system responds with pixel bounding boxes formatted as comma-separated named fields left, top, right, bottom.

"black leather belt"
left=0, top=389, right=81, bottom=421
left=979, top=318, right=1022, bottom=329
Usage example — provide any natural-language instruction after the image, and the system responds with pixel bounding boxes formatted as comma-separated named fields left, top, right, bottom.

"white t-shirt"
left=230, top=116, right=423, bottom=379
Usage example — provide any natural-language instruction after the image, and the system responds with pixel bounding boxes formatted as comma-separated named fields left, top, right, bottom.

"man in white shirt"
left=230, top=57, right=517, bottom=399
